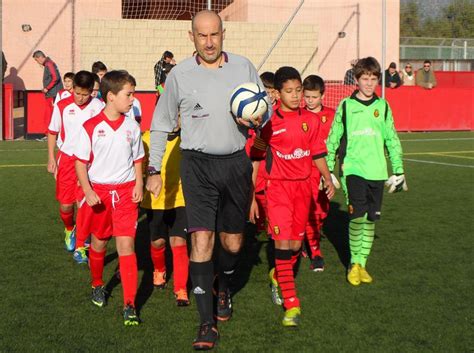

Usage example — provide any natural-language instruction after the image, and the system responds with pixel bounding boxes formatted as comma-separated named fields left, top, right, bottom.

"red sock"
left=171, top=245, right=189, bottom=292
left=306, top=217, right=322, bottom=258
left=59, top=208, right=74, bottom=230
left=150, top=245, right=166, bottom=272
left=89, top=247, right=106, bottom=287
left=291, top=250, right=300, bottom=268
left=119, top=253, right=138, bottom=307
left=275, top=249, right=300, bottom=310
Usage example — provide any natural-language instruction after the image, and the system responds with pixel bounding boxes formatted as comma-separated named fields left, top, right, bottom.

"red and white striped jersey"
left=48, top=96, right=104, bottom=156
left=54, top=89, right=72, bottom=105
left=74, top=112, right=144, bottom=185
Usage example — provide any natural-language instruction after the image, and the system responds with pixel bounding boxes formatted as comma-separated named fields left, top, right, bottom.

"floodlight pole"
left=381, top=0, right=386, bottom=99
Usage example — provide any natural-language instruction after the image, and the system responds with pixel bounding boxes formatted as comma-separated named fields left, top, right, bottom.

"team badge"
left=374, top=109, right=380, bottom=118
left=273, top=226, right=280, bottom=235
left=348, top=204, right=354, bottom=214
left=321, top=116, right=327, bottom=123
left=302, top=122, right=308, bottom=132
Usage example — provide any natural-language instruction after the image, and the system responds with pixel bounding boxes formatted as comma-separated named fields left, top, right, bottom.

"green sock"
left=349, top=216, right=366, bottom=264
left=360, top=220, right=375, bottom=267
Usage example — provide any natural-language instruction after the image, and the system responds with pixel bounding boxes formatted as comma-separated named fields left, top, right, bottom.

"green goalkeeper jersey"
left=326, top=91, right=404, bottom=180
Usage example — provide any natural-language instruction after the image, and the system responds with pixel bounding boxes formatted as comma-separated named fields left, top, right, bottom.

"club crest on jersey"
left=374, top=109, right=380, bottom=118
left=321, top=116, right=327, bottom=123
left=273, top=226, right=280, bottom=235
left=98, top=129, right=106, bottom=137
left=348, top=204, right=354, bottom=214
left=302, top=122, right=308, bottom=132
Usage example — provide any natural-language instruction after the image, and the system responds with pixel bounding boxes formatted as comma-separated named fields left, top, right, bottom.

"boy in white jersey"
left=54, top=72, right=75, bottom=104
left=74, top=70, right=144, bottom=326
left=47, top=71, right=103, bottom=254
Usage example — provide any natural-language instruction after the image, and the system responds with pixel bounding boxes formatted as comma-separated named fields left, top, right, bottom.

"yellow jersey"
left=141, top=130, right=185, bottom=210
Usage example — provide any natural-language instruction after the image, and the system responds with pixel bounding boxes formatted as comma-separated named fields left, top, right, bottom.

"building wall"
left=80, top=20, right=317, bottom=90
left=2, top=0, right=399, bottom=90
left=2, top=0, right=121, bottom=90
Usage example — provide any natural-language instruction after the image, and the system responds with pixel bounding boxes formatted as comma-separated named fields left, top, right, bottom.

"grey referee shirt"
left=149, top=52, right=271, bottom=170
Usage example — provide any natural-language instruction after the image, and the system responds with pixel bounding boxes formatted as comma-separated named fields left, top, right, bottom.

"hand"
left=132, top=182, right=143, bottom=203
left=47, top=158, right=57, bottom=178
left=323, top=179, right=335, bottom=200
left=85, top=189, right=101, bottom=206
left=236, top=115, right=263, bottom=129
left=42, top=88, right=48, bottom=94
left=385, top=174, right=408, bottom=193
left=146, top=174, right=163, bottom=199
left=248, top=196, right=259, bottom=224
left=427, top=83, right=433, bottom=89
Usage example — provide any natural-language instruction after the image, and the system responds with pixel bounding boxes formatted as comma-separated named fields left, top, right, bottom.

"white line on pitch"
left=400, top=138, right=474, bottom=142
left=404, top=158, right=474, bottom=168
left=0, top=149, right=47, bottom=152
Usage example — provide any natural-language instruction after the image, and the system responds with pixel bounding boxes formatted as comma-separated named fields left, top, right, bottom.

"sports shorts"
left=146, top=207, right=187, bottom=241
left=345, top=174, right=384, bottom=221
left=82, top=181, right=138, bottom=239
left=266, top=178, right=312, bottom=241
left=56, top=150, right=77, bottom=204
left=180, top=149, right=252, bottom=234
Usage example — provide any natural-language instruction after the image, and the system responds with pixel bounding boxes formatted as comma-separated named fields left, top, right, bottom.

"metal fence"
left=400, top=37, right=474, bottom=60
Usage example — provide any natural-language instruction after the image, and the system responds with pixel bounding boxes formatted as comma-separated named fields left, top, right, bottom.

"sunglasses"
left=424, top=65, right=431, bottom=68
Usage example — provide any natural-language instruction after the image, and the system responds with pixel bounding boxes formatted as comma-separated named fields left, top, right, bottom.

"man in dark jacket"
left=383, top=62, right=401, bottom=88
left=33, top=50, right=63, bottom=138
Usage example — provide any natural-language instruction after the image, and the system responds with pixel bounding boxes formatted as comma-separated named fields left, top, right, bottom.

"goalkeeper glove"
left=319, top=173, right=341, bottom=190
left=385, top=174, right=408, bottom=193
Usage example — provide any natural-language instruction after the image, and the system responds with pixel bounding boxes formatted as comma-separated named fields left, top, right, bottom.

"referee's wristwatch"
left=147, top=167, right=161, bottom=176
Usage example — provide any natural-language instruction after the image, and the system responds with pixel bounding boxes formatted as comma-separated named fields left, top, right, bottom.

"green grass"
left=1, top=132, right=473, bottom=352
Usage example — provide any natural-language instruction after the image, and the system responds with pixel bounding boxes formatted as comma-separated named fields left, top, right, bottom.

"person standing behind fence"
left=416, top=60, right=437, bottom=89
left=400, top=63, right=415, bottom=86
left=33, top=50, right=63, bottom=139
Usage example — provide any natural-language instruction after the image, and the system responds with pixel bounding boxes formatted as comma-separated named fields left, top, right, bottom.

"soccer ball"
left=230, top=82, right=269, bottom=121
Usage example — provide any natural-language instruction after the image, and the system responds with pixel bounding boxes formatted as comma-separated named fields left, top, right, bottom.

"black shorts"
left=146, top=207, right=188, bottom=241
left=181, top=149, right=252, bottom=234
left=346, top=175, right=384, bottom=221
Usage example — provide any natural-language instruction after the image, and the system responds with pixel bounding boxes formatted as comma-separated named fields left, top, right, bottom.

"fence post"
left=2, top=83, right=14, bottom=140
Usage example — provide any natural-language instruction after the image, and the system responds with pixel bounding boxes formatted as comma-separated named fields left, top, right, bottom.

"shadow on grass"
left=323, top=201, right=351, bottom=269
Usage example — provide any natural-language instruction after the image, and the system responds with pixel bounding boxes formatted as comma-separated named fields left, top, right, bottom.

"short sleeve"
left=310, top=117, right=327, bottom=159
left=48, top=104, right=61, bottom=134
left=132, top=126, right=145, bottom=163
left=74, top=126, right=92, bottom=163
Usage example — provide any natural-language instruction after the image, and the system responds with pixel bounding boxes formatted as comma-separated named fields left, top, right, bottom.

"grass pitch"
left=0, top=131, right=473, bottom=352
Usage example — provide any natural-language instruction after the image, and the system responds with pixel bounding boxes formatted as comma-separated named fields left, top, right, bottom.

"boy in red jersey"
left=47, top=71, right=104, bottom=255
left=54, top=72, right=75, bottom=104
left=303, top=75, right=340, bottom=271
left=250, top=67, right=335, bottom=327
left=74, top=70, right=144, bottom=326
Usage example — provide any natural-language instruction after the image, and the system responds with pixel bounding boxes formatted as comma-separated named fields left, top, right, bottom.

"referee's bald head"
left=192, top=10, right=223, bottom=32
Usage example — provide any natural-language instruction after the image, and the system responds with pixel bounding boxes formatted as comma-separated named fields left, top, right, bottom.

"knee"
left=222, top=242, right=241, bottom=255
left=60, top=204, right=74, bottom=213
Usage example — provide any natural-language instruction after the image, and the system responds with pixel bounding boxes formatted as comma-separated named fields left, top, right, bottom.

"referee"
left=146, top=10, right=270, bottom=351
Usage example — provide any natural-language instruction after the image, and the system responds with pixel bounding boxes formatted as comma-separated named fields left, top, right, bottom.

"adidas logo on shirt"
left=193, top=286, right=206, bottom=295
left=193, top=103, right=203, bottom=111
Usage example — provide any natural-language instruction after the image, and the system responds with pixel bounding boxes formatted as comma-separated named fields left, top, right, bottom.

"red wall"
left=24, top=72, right=474, bottom=137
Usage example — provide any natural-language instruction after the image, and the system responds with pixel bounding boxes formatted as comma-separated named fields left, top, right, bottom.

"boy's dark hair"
left=353, top=57, right=381, bottom=79
left=274, top=66, right=301, bottom=91
left=260, top=71, right=275, bottom=89
left=163, top=51, right=173, bottom=60
left=91, top=61, right=107, bottom=73
left=73, top=70, right=95, bottom=91
left=91, top=73, right=100, bottom=84
left=163, top=63, right=175, bottom=75
left=64, top=72, right=75, bottom=81
left=303, top=75, right=325, bottom=95
left=424, top=60, right=432, bottom=65
left=100, top=70, right=136, bottom=103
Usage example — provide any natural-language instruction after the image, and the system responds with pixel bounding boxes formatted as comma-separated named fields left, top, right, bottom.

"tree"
left=400, top=1, right=423, bottom=37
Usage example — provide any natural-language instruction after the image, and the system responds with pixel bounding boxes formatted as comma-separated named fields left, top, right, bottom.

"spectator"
left=400, top=63, right=415, bottom=86
left=32, top=50, right=63, bottom=140
left=416, top=60, right=437, bottom=89
left=344, top=59, right=357, bottom=85
left=154, top=51, right=174, bottom=90
left=384, top=62, right=401, bottom=88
